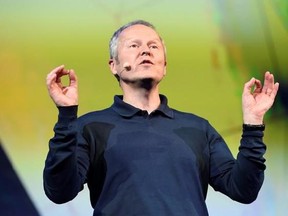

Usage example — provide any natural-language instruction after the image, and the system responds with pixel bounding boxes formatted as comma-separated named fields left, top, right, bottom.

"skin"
left=46, top=24, right=279, bottom=123
left=108, top=24, right=167, bottom=113
left=242, top=72, right=279, bottom=124
left=46, top=65, right=78, bottom=106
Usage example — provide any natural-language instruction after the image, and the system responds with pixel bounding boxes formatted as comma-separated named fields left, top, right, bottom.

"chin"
left=138, top=70, right=164, bottom=80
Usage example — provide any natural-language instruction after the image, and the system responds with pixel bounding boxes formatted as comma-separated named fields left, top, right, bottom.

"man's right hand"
left=46, top=65, right=78, bottom=107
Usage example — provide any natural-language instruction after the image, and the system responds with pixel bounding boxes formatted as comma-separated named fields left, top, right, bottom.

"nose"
left=141, top=47, right=151, bottom=56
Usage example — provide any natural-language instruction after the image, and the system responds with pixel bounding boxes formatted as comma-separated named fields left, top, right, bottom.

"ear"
left=163, top=61, right=167, bottom=76
left=109, top=59, right=118, bottom=76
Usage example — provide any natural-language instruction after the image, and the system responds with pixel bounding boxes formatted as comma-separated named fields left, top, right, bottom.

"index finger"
left=46, top=65, right=71, bottom=83
left=47, top=65, right=65, bottom=77
left=243, top=77, right=256, bottom=95
left=46, top=65, right=64, bottom=80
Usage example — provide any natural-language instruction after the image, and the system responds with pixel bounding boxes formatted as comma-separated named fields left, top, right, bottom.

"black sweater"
left=44, top=95, right=266, bottom=216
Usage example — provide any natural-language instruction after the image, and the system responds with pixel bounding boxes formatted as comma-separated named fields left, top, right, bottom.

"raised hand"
left=46, top=65, right=78, bottom=107
left=242, top=71, right=279, bottom=125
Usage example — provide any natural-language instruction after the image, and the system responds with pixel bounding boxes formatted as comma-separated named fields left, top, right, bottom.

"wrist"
left=243, top=114, right=263, bottom=125
left=242, top=123, right=265, bottom=131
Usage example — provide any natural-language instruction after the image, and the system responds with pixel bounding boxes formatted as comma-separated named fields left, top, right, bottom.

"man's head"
left=108, top=20, right=167, bottom=85
left=109, top=20, right=158, bottom=60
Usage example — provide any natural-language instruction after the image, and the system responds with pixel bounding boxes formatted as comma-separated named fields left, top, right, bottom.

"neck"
left=121, top=82, right=161, bottom=114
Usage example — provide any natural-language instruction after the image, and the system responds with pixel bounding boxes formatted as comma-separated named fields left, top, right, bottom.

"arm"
left=209, top=126, right=266, bottom=203
left=209, top=72, right=279, bottom=203
left=43, top=66, right=89, bottom=203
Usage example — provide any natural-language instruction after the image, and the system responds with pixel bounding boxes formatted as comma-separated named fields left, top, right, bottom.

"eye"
left=149, top=44, right=158, bottom=49
left=129, top=44, right=139, bottom=48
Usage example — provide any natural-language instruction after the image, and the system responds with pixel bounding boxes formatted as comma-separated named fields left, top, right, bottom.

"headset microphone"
left=123, top=63, right=131, bottom=71
left=118, top=63, right=131, bottom=78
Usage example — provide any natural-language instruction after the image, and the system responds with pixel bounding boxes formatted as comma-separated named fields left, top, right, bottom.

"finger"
left=47, top=73, right=63, bottom=92
left=261, top=71, right=274, bottom=94
left=47, top=65, right=65, bottom=78
left=46, top=65, right=72, bottom=93
left=46, top=65, right=65, bottom=85
left=56, top=68, right=71, bottom=83
left=253, top=79, right=262, bottom=94
left=269, top=82, right=280, bottom=99
left=68, top=69, right=78, bottom=87
left=243, top=77, right=256, bottom=95
left=46, top=72, right=58, bottom=88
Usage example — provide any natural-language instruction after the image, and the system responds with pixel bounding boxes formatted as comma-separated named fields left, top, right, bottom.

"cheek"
left=119, top=52, right=137, bottom=63
left=156, top=52, right=166, bottom=64
left=156, top=57, right=166, bottom=66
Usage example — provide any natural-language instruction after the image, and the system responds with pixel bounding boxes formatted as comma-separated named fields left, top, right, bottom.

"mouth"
left=139, top=59, right=153, bottom=65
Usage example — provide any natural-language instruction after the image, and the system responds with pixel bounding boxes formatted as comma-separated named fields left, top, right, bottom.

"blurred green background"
left=0, top=0, right=287, bottom=215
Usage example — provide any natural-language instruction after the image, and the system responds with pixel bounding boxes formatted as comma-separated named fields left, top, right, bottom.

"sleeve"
left=208, top=123, right=266, bottom=204
left=43, top=106, right=90, bottom=204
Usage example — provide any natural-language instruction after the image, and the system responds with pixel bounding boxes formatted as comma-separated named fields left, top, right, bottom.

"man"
left=44, top=20, right=279, bottom=215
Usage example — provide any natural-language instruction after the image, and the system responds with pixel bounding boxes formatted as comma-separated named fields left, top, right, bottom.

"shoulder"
left=172, top=109, right=208, bottom=123
left=171, top=108, right=217, bottom=132
left=77, top=107, right=117, bottom=125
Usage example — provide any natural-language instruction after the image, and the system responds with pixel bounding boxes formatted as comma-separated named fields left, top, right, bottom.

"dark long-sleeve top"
left=43, top=95, right=266, bottom=216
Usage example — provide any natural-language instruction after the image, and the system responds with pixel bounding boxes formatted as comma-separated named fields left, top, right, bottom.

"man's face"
left=110, top=24, right=167, bottom=83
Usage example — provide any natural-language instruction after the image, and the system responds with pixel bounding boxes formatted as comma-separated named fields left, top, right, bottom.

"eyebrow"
left=124, top=38, right=162, bottom=45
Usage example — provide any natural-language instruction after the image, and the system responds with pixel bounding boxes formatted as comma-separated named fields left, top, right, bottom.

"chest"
left=83, top=118, right=210, bottom=175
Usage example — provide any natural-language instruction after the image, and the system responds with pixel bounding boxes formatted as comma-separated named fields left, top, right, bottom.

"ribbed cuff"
left=57, top=105, right=78, bottom=124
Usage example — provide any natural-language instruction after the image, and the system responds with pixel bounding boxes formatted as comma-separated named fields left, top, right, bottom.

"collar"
left=111, top=94, right=174, bottom=118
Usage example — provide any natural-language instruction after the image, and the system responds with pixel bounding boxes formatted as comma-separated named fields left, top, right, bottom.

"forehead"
left=119, top=24, right=161, bottom=42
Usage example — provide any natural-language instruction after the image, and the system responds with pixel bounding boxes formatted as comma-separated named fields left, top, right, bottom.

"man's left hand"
left=242, top=71, right=279, bottom=125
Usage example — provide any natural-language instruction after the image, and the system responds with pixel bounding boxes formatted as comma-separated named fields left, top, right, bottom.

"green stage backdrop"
left=0, top=0, right=287, bottom=215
